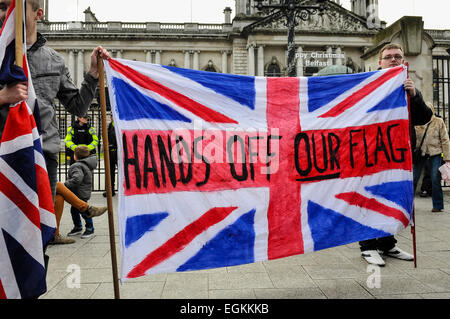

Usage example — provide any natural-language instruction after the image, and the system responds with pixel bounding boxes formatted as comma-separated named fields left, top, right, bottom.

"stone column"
left=68, top=49, right=75, bottom=80
left=296, top=46, right=304, bottom=76
left=224, top=7, right=232, bottom=24
left=221, top=50, right=228, bottom=74
left=257, top=45, right=265, bottom=76
left=184, top=51, right=190, bottom=69
left=76, top=50, right=84, bottom=87
left=335, top=46, right=342, bottom=65
left=326, top=46, right=333, bottom=66
left=249, top=0, right=255, bottom=15
left=155, top=50, right=161, bottom=64
left=145, top=50, right=152, bottom=63
left=193, top=51, right=200, bottom=70
left=116, top=50, right=122, bottom=59
left=247, top=43, right=255, bottom=76
left=236, top=0, right=246, bottom=15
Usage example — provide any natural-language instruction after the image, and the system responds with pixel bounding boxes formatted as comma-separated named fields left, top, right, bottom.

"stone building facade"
left=37, top=0, right=450, bottom=119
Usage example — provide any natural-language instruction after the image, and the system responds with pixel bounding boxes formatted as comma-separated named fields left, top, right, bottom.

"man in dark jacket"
left=103, top=116, right=117, bottom=197
left=360, top=43, right=433, bottom=266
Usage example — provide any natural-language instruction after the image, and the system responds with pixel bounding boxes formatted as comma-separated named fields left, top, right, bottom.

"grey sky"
left=48, top=0, right=449, bottom=30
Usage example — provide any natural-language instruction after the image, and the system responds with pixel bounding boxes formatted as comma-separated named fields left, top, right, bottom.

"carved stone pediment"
left=244, top=1, right=376, bottom=34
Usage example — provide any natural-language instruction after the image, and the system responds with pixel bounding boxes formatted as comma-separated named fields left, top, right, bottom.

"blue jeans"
left=70, top=206, right=94, bottom=231
left=414, top=155, right=444, bottom=210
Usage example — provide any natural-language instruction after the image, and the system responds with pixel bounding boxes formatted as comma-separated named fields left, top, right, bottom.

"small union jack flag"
left=0, top=0, right=56, bottom=299
left=104, top=57, right=413, bottom=280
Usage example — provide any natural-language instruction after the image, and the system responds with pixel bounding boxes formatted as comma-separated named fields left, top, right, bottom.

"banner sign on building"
left=104, top=58, right=413, bottom=280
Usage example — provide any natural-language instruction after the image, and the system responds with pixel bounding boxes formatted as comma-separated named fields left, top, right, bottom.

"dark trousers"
left=109, top=149, right=117, bottom=191
left=70, top=206, right=94, bottom=231
left=359, top=236, right=397, bottom=252
left=414, top=155, right=444, bottom=210
left=420, top=160, right=432, bottom=194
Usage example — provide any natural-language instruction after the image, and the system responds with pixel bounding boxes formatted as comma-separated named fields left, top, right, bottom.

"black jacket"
left=410, top=89, right=433, bottom=152
left=107, top=122, right=117, bottom=151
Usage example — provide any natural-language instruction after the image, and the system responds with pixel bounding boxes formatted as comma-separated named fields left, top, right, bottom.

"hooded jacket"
left=0, top=33, right=98, bottom=154
left=415, top=115, right=450, bottom=161
left=64, top=154, right=97, bottom=201
left=410, top=89, right=433, bottom=149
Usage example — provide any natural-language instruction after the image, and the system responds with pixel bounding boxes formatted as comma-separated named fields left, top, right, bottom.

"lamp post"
left=254, top=0, right=327, bottom=77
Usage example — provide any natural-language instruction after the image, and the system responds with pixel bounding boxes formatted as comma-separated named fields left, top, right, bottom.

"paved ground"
left=40, top=190, right=450, bottom=300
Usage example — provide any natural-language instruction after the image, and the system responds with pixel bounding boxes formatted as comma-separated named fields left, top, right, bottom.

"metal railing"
left=433, top=56, right=450, bottom=129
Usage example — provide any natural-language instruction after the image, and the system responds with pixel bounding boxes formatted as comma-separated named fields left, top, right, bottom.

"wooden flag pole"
left=406, top=62, right=418, bottom=268
left=15, top=0, right=23, bottom=68
left=97, top=54, right=121, bottom=299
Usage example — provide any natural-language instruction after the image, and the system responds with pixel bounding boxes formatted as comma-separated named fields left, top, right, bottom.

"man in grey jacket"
left=0, top=0, right=110, bottom=199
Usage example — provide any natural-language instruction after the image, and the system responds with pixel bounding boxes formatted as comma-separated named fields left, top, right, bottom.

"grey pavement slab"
left=39, top=189, right=450, bottom=300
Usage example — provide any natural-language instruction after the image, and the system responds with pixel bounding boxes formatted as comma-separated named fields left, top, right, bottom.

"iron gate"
left=433, top=55, right=450, bottom=128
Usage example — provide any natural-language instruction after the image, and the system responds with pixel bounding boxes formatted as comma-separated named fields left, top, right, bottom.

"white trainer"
left=380, top=246, right=414, bottom=261
left=361, top=250, right=385, bottom=266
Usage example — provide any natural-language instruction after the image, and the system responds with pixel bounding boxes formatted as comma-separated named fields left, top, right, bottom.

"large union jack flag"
left=0, top=0, right=56, bottom=299
left=104, top=57, right=413, bottom=280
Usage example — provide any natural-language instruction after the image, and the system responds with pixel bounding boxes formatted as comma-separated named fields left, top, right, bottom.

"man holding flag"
left=0, top=0, right=109, bottom=298
left=359, top=43, right=432, bottom=266
left=1, top=0, right=110, bottom=199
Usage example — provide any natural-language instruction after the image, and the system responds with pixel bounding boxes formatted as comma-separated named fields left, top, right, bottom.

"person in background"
left=414, top=102, right=450, bottom=213
left=103, top=115, right=117, bottom=197
left=65, top=115, right=99, bottom=165
left=51, top=181, right=107, bottom=244
left=66, top=145, right=104, bottom=239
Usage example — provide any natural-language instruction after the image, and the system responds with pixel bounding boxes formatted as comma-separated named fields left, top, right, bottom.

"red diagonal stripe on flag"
left=127, top=206, right=237, bottom=278
left=0, top=279, right=6, bottom=299
left=0, top=172, right=41, bottom=229
left=109, top=59, right=238, bottom=124
left=336, top=192, right=409, bottom=227
left=35, top=164, right=55, bottom=213
left=319, top=66, right=404, bottom=118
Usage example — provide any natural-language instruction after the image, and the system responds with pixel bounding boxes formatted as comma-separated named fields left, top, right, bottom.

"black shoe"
left=81, top=229, right=94, bottom=239
left=67, top=227, right=83, bottom=237
left=419, top=191, right=430, bottom=197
